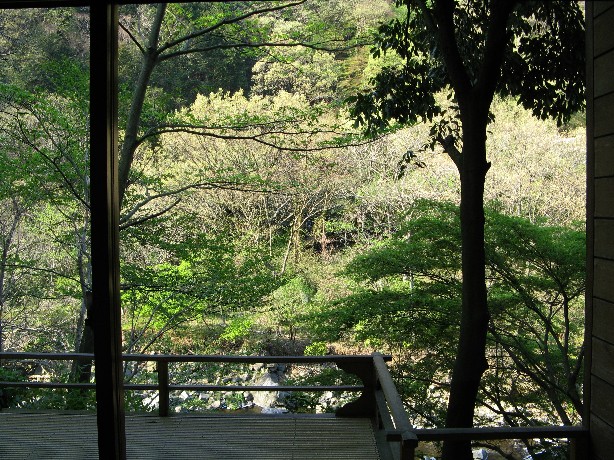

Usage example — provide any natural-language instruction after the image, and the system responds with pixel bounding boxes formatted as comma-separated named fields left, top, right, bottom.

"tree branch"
left=437, top=133, right=462, bottom=169
left=431, top=0, right=472, bottom=97
left=155, top=1, right=306, bottom=56
left=119, top=180, right=277, bottom=229
left=136, top=124, right=374, bottom=153
left=119, top=20, right=145, bottom=55
left=119, top=198, right=181, bottom=230
left=475, top=0, right=518, bottom=113
left=157, top=39, right=364, bottom=62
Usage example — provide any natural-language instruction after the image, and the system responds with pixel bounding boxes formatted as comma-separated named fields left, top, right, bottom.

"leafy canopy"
left=350, top=0, right=585, bottom=134
left=317, top=200, right=585, bottom=427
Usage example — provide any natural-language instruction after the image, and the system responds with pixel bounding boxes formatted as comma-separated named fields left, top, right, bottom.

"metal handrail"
left=0, top=352, right=388, bottom=363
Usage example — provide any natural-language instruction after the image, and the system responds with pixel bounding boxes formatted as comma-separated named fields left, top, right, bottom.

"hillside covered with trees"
left=0, top=2, right=585, bottom=458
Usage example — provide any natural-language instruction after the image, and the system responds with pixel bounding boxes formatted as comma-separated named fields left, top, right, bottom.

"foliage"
left=304, top=341, right=328, bottom=356
left=0, top=6, right=588, bottom=449
left=283, top=366, right=360, bottom=413
left=350, top=4, right=584, bottom=455
left=252, top=48, right=341, bottom=104
left=0, top=367, right=28, bottom=408
left=315, top=200, right=584, bottom=430
left=351, top=1, right=585, bottom=135
left=266, top=275, right=317, bottom=341
left=121, top=228, right=279, bottom=354
left=219, top=317, right=254, bottom=344
left=0, top=81, right=90, bottom=354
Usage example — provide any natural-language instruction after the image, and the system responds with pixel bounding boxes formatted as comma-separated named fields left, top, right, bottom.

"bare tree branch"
left=155, top=0, right=306, bottom=57
left=158, top=38, right=367, bottom=62
left=119, top=20, right=145, bottom=55
left=136, top=124, right=373, bottom=153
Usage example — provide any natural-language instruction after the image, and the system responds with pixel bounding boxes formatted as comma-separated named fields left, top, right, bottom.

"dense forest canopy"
left=0, top=2, right=585, bottom=458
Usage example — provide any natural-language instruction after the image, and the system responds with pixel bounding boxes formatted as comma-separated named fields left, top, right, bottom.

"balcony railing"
left=0, top=352, right=589, bottom=459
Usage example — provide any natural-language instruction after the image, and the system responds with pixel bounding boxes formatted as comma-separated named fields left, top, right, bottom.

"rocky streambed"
left=134, top=361, right=352, bottom=414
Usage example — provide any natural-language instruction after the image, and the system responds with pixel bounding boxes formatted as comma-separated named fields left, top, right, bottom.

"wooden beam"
left=584, top=0, right=595, bottom=441
left=414, top=425, right=589, bottom=441
left=89, top=3, right=126, bottom=459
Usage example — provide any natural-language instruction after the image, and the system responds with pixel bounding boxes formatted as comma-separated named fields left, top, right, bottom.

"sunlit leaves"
left=321, top=199, right=584, bottom=426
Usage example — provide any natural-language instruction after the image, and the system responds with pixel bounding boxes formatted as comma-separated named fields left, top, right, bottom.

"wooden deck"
left=0, top=411, right=382, bottom=460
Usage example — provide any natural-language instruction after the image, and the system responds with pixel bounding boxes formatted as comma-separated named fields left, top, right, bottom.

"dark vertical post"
left=570, top=437, right=589, bottom=460
left=90, top=3, right=126, bottom=459
left=583, top=3, right=594, bottom=460
left=400, top=431, right=417, bottom=460
left=157, top=360, right=170, bottom=417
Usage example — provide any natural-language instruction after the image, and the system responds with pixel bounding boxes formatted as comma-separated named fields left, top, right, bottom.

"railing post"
left=570, top=436, right=590, bottom=460
left=335, top=356, right=377, bottom=417
left=400, top=431, right=418, bottom=460
left=157, top=360, right=169, bottom=417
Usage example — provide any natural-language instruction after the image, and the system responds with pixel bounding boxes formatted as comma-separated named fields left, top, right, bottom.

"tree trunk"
left=0, top=201, right=22, bottom=362
left=118, top=4, right=166, bottom=206
left=71, top=291, right=94, bottom=383
left=0, top=313, right=4, bottom=358
left=441, top=108, right=490, bottom=460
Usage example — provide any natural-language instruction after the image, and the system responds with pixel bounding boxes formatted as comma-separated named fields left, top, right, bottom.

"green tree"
left=267, top=275, right=316, bottom=341
left=320, top=200, right=584, bottom=456
left=351, top=2, right=584, bottom=457
left=0, top=2, right=357, bottom=372
left=0, top=79, right=91, bottom=362
left=117, top=0, right=360, bottom=208
left=121, top=224, right=279, bottom=355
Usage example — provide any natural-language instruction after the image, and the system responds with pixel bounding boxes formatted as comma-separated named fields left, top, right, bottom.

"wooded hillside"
left=0, top=3, right=585, bottom=458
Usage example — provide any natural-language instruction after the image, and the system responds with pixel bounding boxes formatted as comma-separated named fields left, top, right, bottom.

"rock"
left=210, top=400, right=220, bottom=409
left=199, top=392, right=211, bottom=401
left=258, top=372, right=280, bottom=385
left=260, top=407, right=288, bottom=414
left=473, top=449, right=488, bottom=459
left=178, top=391, right=190, bottom=401
left=276, top=364, right=287, bottom=373
left=244, top=392, right=254, bottom=402
left=252, top=372, right=283, bottom=408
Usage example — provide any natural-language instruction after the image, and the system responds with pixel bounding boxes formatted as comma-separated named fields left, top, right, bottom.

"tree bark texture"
left=431, top=2, right=517, bottom=458
left=441, top=107, right=491, bottom=460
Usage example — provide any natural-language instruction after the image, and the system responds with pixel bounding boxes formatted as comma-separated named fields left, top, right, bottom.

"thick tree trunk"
left=441, top=110, right=490, bottom=460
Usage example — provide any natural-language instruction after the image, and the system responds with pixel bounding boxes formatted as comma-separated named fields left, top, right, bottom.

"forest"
left=0, top=2, right=585, bottom=459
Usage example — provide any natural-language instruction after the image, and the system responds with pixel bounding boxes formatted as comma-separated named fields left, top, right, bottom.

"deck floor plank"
left=0, top=412, right=380, bottom=459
